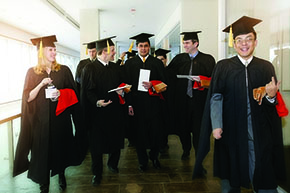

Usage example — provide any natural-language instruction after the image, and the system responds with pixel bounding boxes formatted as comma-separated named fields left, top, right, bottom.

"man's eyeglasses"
left=234, top=37, right=254, bottom=44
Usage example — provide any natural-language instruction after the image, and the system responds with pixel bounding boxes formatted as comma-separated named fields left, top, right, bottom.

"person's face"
left=183, top=40, right=198, bottom=54
left=44, top=46, right=56, bottom=63
left=88, top=48, right=97, bottom=60
left=234, top=32, right=257, bottom=60
left=106, top=46, right=116, bottom=61
left=137, top=42, right=150, bottom=57
left=157, top=55, right=167, bottom=67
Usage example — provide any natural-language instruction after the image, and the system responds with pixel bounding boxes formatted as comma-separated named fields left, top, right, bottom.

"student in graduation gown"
left=75, top=41, right=97, bottom=93
left=155, top=48, right=170, bottom=67
left=193, top=16, right=286, bottom=192
left=166, top=31, right=215, bottom=161
left=80, top=36, right=125, bottom=186
left=13, top=35, right=82, bottom=193
left=124, top=33, right=167, bottom=172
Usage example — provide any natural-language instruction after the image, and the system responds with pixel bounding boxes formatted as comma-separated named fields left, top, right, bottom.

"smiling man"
left=124, top=33, right=166, bottom=172
left=166, top=31, right=215, bottom=165
left=195, top=16, right=286, bottom=193
left=80, top=36, right=126, bottom=186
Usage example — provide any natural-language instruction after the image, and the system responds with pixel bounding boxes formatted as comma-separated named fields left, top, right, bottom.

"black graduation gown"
left=124, top=55, right=166, bottom=149
left=81, top=60, right=124, bottom=154
left=75, top=58, right=92, bottom=93
left=13, top=65, right=81, bottom=184
left=194, top=56, right=285, bottom=190
left=166, top=52, right=215, bottom=134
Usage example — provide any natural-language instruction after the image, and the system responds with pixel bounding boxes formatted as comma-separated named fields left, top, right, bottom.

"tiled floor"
left=0, top=135, right=260, bottom=193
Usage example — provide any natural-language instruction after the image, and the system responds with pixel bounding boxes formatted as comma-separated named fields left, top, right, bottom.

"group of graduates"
left=13, top=15, right=288, bottom=193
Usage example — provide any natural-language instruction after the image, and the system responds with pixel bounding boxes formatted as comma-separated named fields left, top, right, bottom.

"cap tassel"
left=107, top=40, right=110, bottom=54
left=128, top=41, right=134, bottom=52
left=86, top=47, right=88, bottom=55
left=38, top=40, right=43, bottom=58
left=228, top=25, right=233, bottom=47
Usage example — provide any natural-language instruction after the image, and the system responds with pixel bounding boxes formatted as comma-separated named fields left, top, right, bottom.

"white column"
left=180, top=0, right=219, bottom=60
left=79, top=9, right=100, bottom=59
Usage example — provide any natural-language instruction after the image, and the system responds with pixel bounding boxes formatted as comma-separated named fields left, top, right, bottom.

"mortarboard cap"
left=154, top=48, right=171, bottom=58
left=223, top=16, right=262, bottom=39
left=180, top=31, right=201, bottom=41
left=130, top=33, right=154, bottom=44
left=83, top=41, right=96, bottom=49
left=31, top=35, right=57, bottom=49
left=126, top=50, right=137, bottom=58
left=95, top=36, right=116, bottom=51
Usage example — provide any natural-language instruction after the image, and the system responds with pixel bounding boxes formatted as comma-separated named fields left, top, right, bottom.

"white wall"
left=155, top=3, right=181, bottom=47
left=181, top=0, right=218, bottom=61
left=80, top=9, right=100, bottom=60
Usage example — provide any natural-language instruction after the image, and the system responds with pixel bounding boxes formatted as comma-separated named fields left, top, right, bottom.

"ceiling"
left=0, top=0, right=181, bottom=52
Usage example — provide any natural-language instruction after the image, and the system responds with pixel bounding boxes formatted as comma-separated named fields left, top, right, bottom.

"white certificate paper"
left=108, top=85, right=131, bottom=93
left=138, top=69, right=151, bottom=92
left=177, top=75, right=200, bottom=81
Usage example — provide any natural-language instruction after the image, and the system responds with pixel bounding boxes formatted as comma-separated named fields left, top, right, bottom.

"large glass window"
left=0, top=35, right=79, bottom=104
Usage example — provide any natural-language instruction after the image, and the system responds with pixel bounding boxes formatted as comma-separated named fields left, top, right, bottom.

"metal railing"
left=0, top=112, right=21, bottom=175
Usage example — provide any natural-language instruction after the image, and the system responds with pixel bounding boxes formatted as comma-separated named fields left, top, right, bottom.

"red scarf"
left=276, top=91, right=289, bottom=117
left=56, top=89, right=78, bottom=116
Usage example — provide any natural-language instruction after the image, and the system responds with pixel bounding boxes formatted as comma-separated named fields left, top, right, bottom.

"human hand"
left=51, top=89, right=60, bottom=98
left=128, top=106, right=134, bottom=116
left=41, top=78, right=53, bottom=87
left=116, top=89, right=124, bottom=95
left=213, top=128, right=223, bottom=140
left=142, top=81, right=152, bottom=90
left=192, top=76, right=200, bottom=82
left=97, top=99, right=112, bottom=107
left=266, top=76, right=280, bottom=98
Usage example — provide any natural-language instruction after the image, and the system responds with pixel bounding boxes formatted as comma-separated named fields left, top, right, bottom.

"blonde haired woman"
left=13, top=35, right=82, bottom=193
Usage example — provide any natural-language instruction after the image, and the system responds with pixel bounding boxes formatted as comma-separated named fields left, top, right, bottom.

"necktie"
left=143, top=57, right=146, bottom=63
left=187, top=58, right=194, bottom=97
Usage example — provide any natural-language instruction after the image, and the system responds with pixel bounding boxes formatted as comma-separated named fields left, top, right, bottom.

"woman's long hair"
left=33, top=47, right=61, bottom=74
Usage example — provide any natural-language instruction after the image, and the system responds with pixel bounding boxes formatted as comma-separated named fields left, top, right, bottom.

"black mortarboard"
left=180, top=31, right=201, bottom=41
left=154, top=48, right=171, bottom=58
left=130, top=33, right=154, bottom=44
left=31, top=35, right=57, bottom=49
left=126, top=50, right=137, bottom=58
left=223, top=16, right=262, bottom=39
left=95, top=36, right=116, bottom=51
left=83, top=41, right=96, bottom=49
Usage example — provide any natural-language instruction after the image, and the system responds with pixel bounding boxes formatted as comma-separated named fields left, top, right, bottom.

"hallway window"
left=0, top=35, right=79, bottom=104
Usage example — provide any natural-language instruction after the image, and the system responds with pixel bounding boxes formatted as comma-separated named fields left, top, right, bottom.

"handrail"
left=0, top=113, right=21, bottom=125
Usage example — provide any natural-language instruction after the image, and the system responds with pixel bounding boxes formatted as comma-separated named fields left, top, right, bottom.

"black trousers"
left=136, top=146, right=159, bottom=166
left=178, top=96, right=202, bottom=156
left=90, top=149, right=120, bottom=176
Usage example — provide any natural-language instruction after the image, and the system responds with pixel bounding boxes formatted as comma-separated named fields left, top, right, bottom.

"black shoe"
left=92, top=175, right=102, bottom=186
left=58, top=172, right=67, bottom=191
left=108, top=165, right=119, bottom=173
left=181, top=151, right=190, bottom=160
left=152, top=159, right=161, bottom=169
left=40, top=184, right=49, bottom=193
left=138, top=165, right=147, bottom=172
left=192, top=166, right=207, bottom=179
